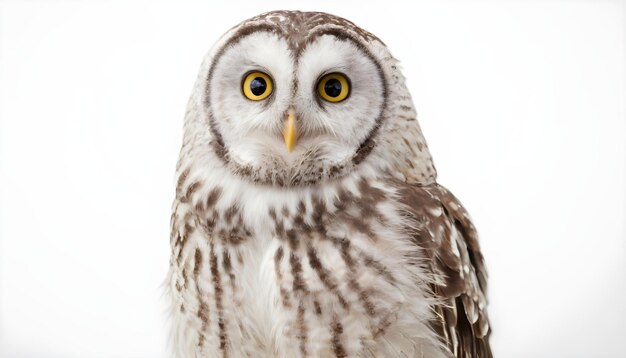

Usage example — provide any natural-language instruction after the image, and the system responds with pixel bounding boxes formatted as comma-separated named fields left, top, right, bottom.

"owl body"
left=169, top=11, right=490, bottom=358
left=171, top=164, right=444, bottom=357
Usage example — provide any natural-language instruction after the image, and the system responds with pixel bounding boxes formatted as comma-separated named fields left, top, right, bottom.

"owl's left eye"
left=317, top=73, right=350, bottom=103
left=242, top=71, right=273, bottom=101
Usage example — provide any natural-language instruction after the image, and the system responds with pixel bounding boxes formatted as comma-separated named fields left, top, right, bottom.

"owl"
left=168, top=11, right=491, bottom=358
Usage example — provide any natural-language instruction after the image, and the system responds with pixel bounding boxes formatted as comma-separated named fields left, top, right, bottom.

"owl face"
left=205, top=21, right=387, bottom=186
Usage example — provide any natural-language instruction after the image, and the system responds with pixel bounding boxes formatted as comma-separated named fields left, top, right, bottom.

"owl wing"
left=396, top=182, right=492, bottom=358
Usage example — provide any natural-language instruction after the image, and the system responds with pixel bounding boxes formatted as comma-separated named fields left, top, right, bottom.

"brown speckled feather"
left=395, top=182, right=492, bottom=358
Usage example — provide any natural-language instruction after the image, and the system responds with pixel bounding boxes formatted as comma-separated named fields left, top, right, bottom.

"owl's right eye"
left=242, top=71, right=273, bottom=101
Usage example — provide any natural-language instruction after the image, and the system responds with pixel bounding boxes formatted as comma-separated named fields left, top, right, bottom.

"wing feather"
left=395, top=182, right=492, bottom=358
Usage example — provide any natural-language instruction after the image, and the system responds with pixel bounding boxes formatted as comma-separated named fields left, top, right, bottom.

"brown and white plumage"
left=396, top=183, right=491, bottom=357
left=168, top=10, right=491, bottom=357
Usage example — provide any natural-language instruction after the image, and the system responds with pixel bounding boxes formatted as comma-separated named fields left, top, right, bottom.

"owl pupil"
left=250, top=77, right=267, bottom=96
left=324, top=79, right=342, bottom=97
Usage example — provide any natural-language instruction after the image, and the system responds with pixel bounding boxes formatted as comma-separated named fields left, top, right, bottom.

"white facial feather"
left=209, top=32, right=292, bottom=141
left=206, top=31, right=387, bottom=186
left=296, top=35, right=384, bottom=145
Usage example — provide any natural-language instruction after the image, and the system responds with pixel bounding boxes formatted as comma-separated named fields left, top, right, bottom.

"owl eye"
left=242, top=71, right=273, bottom=101
left=317, top=73, right=350, bottom=103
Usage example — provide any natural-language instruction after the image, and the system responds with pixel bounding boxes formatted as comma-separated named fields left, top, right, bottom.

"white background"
left=0, top=0, right=624, bottom=357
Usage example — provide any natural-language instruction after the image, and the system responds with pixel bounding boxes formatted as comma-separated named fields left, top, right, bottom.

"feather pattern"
left=394, top=182, right=492, bottom=357
left=167, top=10, right=491, bottom=357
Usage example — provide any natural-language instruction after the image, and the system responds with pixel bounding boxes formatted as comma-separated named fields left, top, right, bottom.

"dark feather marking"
left=195, top=199, right=206, bottom=213
left=339, top=214, right=374, bottom=238
left=306, top=245, right=349, bottom=309
left=311, top=195, right=327, bottom=233
left=281, top=205, right=290, bottom=218
left=283, top=234, right=309, bottom=355
left=274, top=247, right=292, bottom=308
left=176, top=167, right=191, bottom=196
left=174, top=213, right=195, bottom=260
left=286, top=229, right=298, bottom=250
left=332, top=237, right=377, bottom=318
left=205, top=211, right=220, bottom=234
left=209, top=243, right=229, bottom=355
left=194, top=248, right=209, bottom=348
left=359, top=252, right=396, bottom=286
left=330, top=317, right=348, bottom=358
left=293, top=211, right=311, bottom=233
left=334, top=180, right=389, bottom=238
left=182, top=181, right=201, bottom=203
left=333, top=188, right=355, bottom=211
left=313, top=298, right=322, bottom=316
left=371, top=309, right=395, bottom=339
left=182, top=266, right=189, bottom=290
left=222, top=249, right=237, bottom=300
left=206, top=188, right=222, bottom=210
left=269, top=207, right=289, bottom=238
left=174, top=233, right=184, bottom=264
left=350, top=279, right=376, bottom=317
left=289, top=251, right=308, bottom=294
left=296, top=303, right=308, bottom=357
left=297, top=200, right=306, bottom=213
left=183, top=221, right=195, bottom=242
left=223, top=205, right=237, bottom=225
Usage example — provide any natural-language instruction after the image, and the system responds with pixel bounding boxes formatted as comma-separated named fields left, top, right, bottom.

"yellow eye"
left=317, top=73, right=350, bottom=103
left=242, top=71, right=273, bottom=101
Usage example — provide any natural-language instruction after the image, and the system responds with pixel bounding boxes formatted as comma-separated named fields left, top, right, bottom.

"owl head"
left=182, top=11, right=436, bottom=187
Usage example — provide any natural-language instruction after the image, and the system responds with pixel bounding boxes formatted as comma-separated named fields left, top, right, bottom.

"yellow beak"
left=283, top=109, right=297, bottom=152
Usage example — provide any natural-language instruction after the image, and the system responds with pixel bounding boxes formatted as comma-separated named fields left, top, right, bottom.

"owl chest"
left=217, top=231, right=392, bottom=357
left=196, top=206, right=420, bottom=357
left=171, top=178, right=434, bottom=357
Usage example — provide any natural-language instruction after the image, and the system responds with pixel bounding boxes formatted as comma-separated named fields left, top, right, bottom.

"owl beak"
left=283, top=108, right=297, bottom=152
